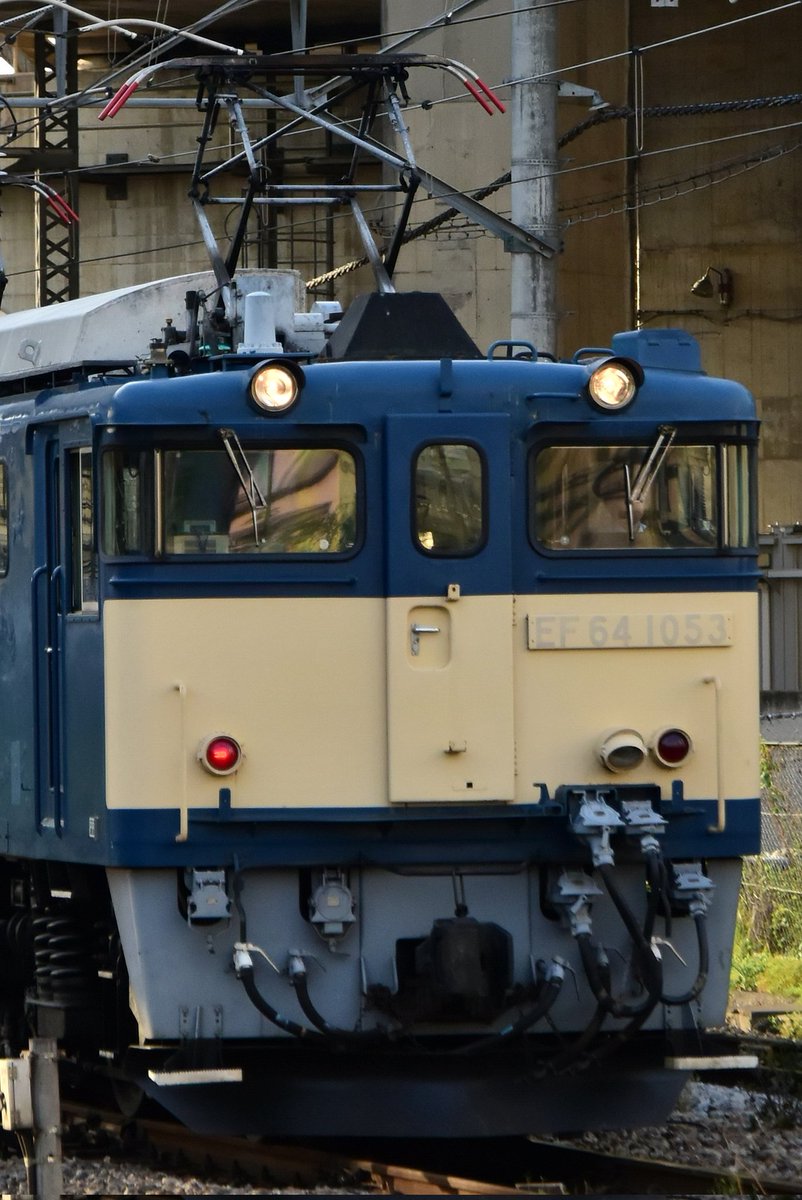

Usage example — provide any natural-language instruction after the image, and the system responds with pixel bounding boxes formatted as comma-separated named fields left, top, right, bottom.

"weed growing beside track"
left=732, top=741, right=802, bottom=1034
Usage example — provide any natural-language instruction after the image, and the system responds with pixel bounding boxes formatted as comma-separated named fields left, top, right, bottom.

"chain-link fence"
left=736, top=742, right=802, bottom=962
left=762, top=743, right=802, bottom=857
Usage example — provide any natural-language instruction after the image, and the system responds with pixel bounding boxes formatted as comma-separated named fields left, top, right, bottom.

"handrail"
left=704, top=675, right=725, bottom=832
left=174, top=682, right=189, bottom=843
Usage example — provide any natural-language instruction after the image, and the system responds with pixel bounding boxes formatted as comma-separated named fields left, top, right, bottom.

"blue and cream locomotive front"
left=0, top=300, right=753, bottom=1132
left=71, top=322, right=759, bottom=1135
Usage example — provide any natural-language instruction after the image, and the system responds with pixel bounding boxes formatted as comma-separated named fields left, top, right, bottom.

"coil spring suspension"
left=32, top=913, right=97, bottom=1005
left=0, top=911, right=32, bottom=958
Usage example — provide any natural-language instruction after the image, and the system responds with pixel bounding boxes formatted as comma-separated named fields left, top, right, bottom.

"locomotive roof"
left=0, top=272, right=214, bottom=380
left=0, top=270, right=757, bottom=429
left=0, top=269, right=321, bottom=382
left=97, top=348, right=756, bottom=432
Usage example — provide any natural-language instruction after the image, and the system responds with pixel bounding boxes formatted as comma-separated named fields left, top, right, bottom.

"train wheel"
left=111, top=1074, right=145, bottom=1118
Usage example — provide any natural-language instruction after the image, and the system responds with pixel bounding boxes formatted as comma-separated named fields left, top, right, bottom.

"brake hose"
left=643, top=847, right=666, bottom=941
left=456, top=961, right=565, bottom=1055
left=288, top=957, right=397, bottom=1046
left=575, top=929, right=662, bottom=1019
left=234, top=948, right=321, bottom=1040
left=661, top=910, right=710, bottom=1006
left=598, top=862, right=664, bottom=1001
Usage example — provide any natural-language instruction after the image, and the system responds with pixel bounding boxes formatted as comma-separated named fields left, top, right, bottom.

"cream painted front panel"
left=386, top=593, right=515, bottom=802
left=103, top=597, right=386, bottom=810
left=514, top=591, right=760, bottom=804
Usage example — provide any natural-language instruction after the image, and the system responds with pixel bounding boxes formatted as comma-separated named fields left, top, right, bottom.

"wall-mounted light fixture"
left=690, top=266, right=733, bottom=307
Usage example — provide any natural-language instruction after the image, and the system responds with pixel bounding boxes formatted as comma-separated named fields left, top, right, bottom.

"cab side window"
left=69, top=449, right=98, bottom=611
left=414, top=443, right=484, bottom=555
left=0, top=461, right=7, bottom=577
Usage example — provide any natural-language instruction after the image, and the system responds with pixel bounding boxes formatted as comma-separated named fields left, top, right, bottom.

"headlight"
left=587, top=357, right=643, bottom=411
left=598, top=728, right=646, bottom=772
left=249, top=359, right=305, bottom=413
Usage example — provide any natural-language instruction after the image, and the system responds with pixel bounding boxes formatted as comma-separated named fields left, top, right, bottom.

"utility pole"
left=510, top=0, right=559, bottom=355
left=0, top=1038, right=62, bottom=1200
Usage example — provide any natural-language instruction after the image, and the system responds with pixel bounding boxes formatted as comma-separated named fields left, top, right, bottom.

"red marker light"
left=199, top=735, right=242, bottom=776
left=652, top=728, right=692, bottom=768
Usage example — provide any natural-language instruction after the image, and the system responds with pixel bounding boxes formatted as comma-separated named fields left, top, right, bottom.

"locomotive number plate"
left=527, top=611, right=732, bottom=650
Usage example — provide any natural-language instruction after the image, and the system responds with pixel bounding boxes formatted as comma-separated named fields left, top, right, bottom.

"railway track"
left=58, top=1099, right=802, bottom=1195
left=48, top=1035, right=802, bottom=1195
left=528, top=1136, right=802, bottom=1195
left=61, top=1104, right=565, bottom=1195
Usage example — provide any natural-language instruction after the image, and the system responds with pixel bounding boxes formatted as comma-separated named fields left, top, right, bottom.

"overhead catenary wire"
left=5, top=91, right=799, bottom=283
left=5, top=103, right=796, bottom=285
left=560, top=138, right=802, bottom=231
left=307, top=0, right=616, bottom=57
left=1, top=0, right=794, bottom=129
left=0, top=0, right=264, bottom=119
left=0, top=0, right=791, bottom=154
left=401, top=0, right=802, bottom=114
left=305, top=95, right=802, bottom=289
left=0, top=0, right=798, bottom=284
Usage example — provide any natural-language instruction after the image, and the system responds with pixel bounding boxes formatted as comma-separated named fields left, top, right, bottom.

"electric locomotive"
left=0, top=266, right=759, bottom=1137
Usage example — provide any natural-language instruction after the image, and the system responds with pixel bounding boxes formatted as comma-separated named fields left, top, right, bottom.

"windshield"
left=532, top=442, right=752, bottom=550
left=102, top=445, right=358, bottom=556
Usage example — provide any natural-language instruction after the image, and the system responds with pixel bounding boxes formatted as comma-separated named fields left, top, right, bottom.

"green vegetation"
left=730, top=742, right=802, bottom=1035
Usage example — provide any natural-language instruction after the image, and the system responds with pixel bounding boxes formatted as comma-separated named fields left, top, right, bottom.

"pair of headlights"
left=248, top=357, right=642, bottom=414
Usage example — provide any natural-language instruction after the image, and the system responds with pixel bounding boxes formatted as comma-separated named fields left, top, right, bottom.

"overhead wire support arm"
left=413, top=168, right=557, bottom=258
left=342, top=74, right=381, bottom=186
left=221, top=95, right=265, bottom=277
left=191, top=196, right=233, bottom=315
left=289, top=0, right=309, bottom=109
left=183, top=79, right=235, bottom=310
left=383, top=173, right=421, bottom=281
left=349, top=198, right=395, bottom=295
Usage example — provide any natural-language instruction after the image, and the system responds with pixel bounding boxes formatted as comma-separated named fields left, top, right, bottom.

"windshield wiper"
left=625, top=424, right=676, bottom=542
left=219, top=428, right=267, bottom=544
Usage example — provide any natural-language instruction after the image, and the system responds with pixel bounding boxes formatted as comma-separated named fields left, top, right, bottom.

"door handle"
left=410, top=623, right=440, bottom=656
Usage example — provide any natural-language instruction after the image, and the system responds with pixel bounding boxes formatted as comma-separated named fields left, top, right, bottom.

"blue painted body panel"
left=98, top=358, right=758, bottom=601
left=104, top=796, right=761, bottom=869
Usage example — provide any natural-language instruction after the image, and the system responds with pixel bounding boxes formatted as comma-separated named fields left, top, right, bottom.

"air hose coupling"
left=233, top=943, right=254, bottom=977
left=287, top=950, right=307, bottom=983
left=548, top=957, right=567, bottom=983
left=670, top=862, right=715, bottom=916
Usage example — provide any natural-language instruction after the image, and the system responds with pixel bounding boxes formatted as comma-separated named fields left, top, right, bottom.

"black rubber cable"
left=456, top=967, right=565, bottom=1055
left=661, top=911, right=710, bottom=1006
left=290, top=968, right=396, bottom=1046
left=238, top=964, right=322, bottom=1040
